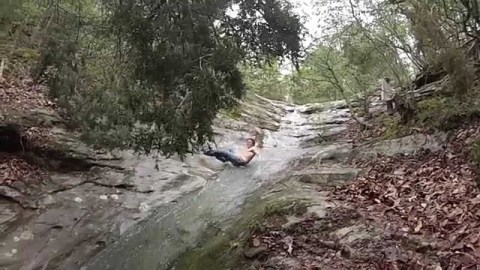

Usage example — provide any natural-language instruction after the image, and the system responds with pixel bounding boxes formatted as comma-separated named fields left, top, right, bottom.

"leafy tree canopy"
left=3, top=0, right=303, bottom=158
left=104, top=0, right=302, bottom=157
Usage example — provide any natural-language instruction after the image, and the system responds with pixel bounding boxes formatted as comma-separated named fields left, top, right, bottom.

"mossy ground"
left=220, top=105, right=243, bottom=120
left=415, top=94, right=480, bottom=130
left=263, top=199, right=309, bottom=218
left=470, top=139, right=480, bottom=165
left=411, top=93, right=480, bottom=167
left=171, top=197, right=311, bottom=270
left=356, top=90, right=480, bottom=143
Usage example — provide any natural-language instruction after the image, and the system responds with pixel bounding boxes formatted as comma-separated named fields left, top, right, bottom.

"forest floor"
left=242, top=101, right=480, bottom=269
left=0, top=73, right=54, bottom=186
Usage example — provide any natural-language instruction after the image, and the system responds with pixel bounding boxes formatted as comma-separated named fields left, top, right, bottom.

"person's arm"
left=248, top=146, right=260, bottom=156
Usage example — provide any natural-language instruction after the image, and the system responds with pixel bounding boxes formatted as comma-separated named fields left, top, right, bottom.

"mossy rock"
left=172, top=186, right=313, bottom=270
left=379, top=115, right=411, bottom=139
left=221, top=106, right=242, bottom=120
left=263, top=199, right=309, bottom=218
left=415, top=95, right=480, bottom=130
left=173, top=199, right=310, bottom=270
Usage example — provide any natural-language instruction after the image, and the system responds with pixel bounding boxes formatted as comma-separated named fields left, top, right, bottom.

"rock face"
left=354, top=133, right=447, bottom=158
left=0, top=93, right=285, bottom=270
left=0, top=91, right=450, bottom=270
left=297, top=100, right=350, bottom=114
left=293, top=167, right=362, bottom=186
left=170, top=98, right=451, bottom=270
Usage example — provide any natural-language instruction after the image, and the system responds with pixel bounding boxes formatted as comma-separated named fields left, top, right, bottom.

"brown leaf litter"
left=0, top=154, right=46, bottom=186
left=245, top=122, right=480, bottom=269
left=0, top=75, right=53, bottom=187
left=335, top=123, right=480, bottom=268
left=0, top=73, right=55, bottom=110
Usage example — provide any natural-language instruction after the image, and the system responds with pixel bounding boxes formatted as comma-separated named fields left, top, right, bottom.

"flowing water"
left=84, top=104, right=339, bottom=270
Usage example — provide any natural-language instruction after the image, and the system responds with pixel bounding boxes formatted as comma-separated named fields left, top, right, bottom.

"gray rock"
left=1, top=92, right=311, bottom=270
left=297, top=100, right=349, bottom=114
left=309, top=143, right=354, bottom=164
left=300, top=125, right=348, bottom=147
left=0, top=107, right=64, bottom=127
left=355, top=132, right=447, bottom=159
left=293, top=167, right=361, bottom=186
left=333, top=225, right=377, bottom=244
left=297, top=100, right=359, bottom=114
left=1, top=94, right=406, bottom=270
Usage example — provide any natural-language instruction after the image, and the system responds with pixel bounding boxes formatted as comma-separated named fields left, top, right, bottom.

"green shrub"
left=470, top=140, right=480, bottom=166
left=13, top=48, right=39, bottom=61
left=382, top=116, right=406, bottom=139
left=221, top=106, right=242, bottom=120
left=416, top=95, right=480, bottom=130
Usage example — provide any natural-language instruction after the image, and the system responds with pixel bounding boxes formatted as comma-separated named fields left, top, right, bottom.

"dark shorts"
left=203, top=149, right=246, bottom=167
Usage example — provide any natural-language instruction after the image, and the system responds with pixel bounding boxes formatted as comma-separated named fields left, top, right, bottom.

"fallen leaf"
left=414, top=220, right=423, bottom=233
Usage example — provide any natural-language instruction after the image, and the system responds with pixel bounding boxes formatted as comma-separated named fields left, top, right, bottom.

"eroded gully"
left=84, top=101, right=351, bottom=270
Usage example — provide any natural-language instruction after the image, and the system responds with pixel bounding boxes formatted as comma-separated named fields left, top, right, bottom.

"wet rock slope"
left=0, top=95, right=447, bottom=270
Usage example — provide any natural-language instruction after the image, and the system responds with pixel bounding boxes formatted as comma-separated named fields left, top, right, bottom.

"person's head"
left=385, top=77, right=391, bottom=83
left=246, top=138, right=256, bottom=148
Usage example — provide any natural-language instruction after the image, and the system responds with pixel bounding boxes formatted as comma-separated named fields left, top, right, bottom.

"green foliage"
left=470, top=140, right=480, bottom=166
left=8, top=0, right=479, bottom=159
left=312, top=0, right=414, bottom=83
left=241, top=61, right=288, bottom=101
left=289, top=71, right=333, bottom=104
left=306, top=0, right=480, bottom=132
left=417, top=97, right=460, bottom=130
left=13, top=48, right=38, bottom=60
left=470, top=140, right=480, bottom=188
left=0, top=0, right=23, bottom=39
left=221, top=105, right=243, bottom=120
left=241, top=60, right=336, bottom=105
left=416, top=95, right=480, bottom=130
left=246, top=219, right=267, bottom=234
left=5, top=0, right=303, bottom=158
left=440, top=47, right=474, bottom=96
left=296, top=27, right=392, bottom=112
left=241, top=17, right=408, bottom=107
left=380, top=115, right=411, bottom=139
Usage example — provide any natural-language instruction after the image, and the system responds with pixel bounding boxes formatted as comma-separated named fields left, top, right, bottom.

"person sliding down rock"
left=202, top=138, right=260, bottom=167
